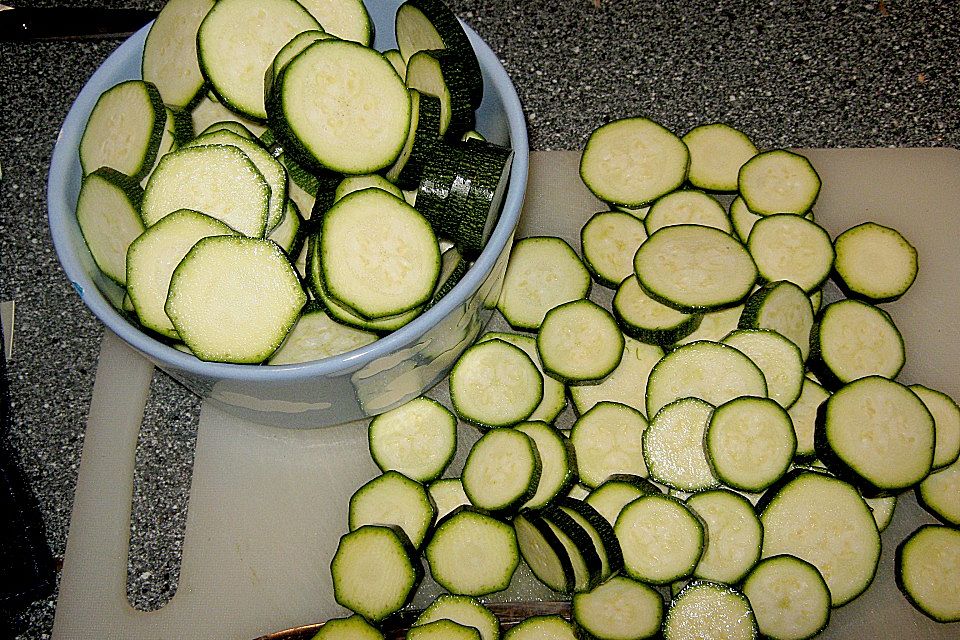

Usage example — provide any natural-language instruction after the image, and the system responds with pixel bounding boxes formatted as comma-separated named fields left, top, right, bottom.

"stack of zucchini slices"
left=74, top=0, right=513, bottom=365
left=318, top=116, right=959, bottom=639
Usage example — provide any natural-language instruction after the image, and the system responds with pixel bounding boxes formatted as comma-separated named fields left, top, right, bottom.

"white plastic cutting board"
left=53, top=149, right=960, bottom=639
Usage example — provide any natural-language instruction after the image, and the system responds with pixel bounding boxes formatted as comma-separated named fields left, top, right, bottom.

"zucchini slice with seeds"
left=142, top=0, right=215, bottom=109
left=573, top=575, right=663, bottom=640
left=478, top=332, right=567, bottom=423
left=449, top=338, right=543, bottom=428
left=297, top=0, right=372, bottom=45
left=738, top=149, right=820, bottom=216
left=895, top=525, right=960, bottom=623
left=739, top=280, right=815, bottom=362
left=537, top=299, right=624, bottom=384
left=722, top=328, right=804, bottom=408
left=615, top=494, right=706, bottom=585
left=747, top=214, right=834, bottom=292
left=742, top=555, right=830, bottom=640
left=686, top=489, right=763, bottom=585
left=348, top=471, right=436, bottom=550
left=910, top=384, right=960, bottom=470
left=75, top=167, right=145, bottom=286
left=613, top=275, right=702, bottom=346
left=580, top=210, right=649, bottom=288
left=682, top=122, right=758, bottom=192
left=644, top=397, right=719, bottom=492
left=644, top=190, right=732, bottom=235
left=367, top=397, right=456, bottom=483
left=462, top=428, right=542, bottom=514
left=585, top=474, right=662, bottom=528
left=664, top=581, right=758, bottom=640
left=570, top=402, right=649, bottom=488
left=833, top=221, right=918, bottom=303
left=515, top=421, right=577, bottom=509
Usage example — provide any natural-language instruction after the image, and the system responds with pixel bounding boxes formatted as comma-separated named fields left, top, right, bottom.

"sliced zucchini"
left=297, top=0, right=372, bottom=45
left=141, top=144, right=270, bottom=237
left=497, top=236, right=591, bottom=331
left=644, top=398, right=718, bottom=492
left=555, top=496, right=624, bottom=582
left=864, top=494, right=897, bottom=532
left=672, top=304, right=744, bottom=347
left=613, top=275, right=702, bottom=346
left=686, top=489, right=763, bottom=585
left=514, top=509, right=576, bottom=594
left=808, top=299, right=905, bottom=390
left=515, top=421, right=577, bottom=509
left=266, top=30, right=331, bottom=99
left=572, top=575, right=663, bottom=640
left=682, top=122, right=758, bottom=192
left=910, top=384, right=960, bottom=471
left=722, top=328, right=804, bottom=408
left=384, top=48, right=407, bottom=77
left=425, top=506, right=519, bottom=597
left=539, top=503, right=604, bottom=593
left=579, top=117, right=689, bottom=207
left=895, top=525, right=960, bottom=623
left=367, top=397, right=457, bottom=483
left=126, top=209, right=238, bottom=339
left=334, top=174, right=403, bottom=202
left=833, top=221, right=918, bottom=303
left=198, top=0, right=320, bottom=120
left=917, top=456, right=960, bottom=526
left=267, top=306, right=376, bottom=365
left=164, top=236, right=306, bottom=363
left=644, top=190, right=732, bottom=235
left=141, top=0, right=214, bottom=109
left=75, top=167, right=145, bottom=286
left=738, top=149, right=820, bottom=216
left=449, top=338, right=543, bottom=428
left=320, top=188, right=439, bottom=319
left=478, top=332, right=567, bottom=423
left=413, top=594, right=499, bottom=640
left=270, top=39, right=411, bottom=173
left=190, top=91, right=267, bottom=138
left=738, top=280, right=815, bottom=362
left=503, top=615, right=577, bottom=639
left=386, top=89, right=444, bottom=189
left=758, top=470, right=880, bottom=607
left=462, top=428, right=541, bottom=513
left=585, top=474, right=662, bottom=528
left=645, top=340, right=767, bottom=418
left=730, top=195, right=761, bottom=244
left=815, top=376, right=934, bottom=496
left=664, top=582, right=758, bottom=640
left=787, top=377, right=831, bottom=459
left=330, top=524, right=422, bottom=622
left=407, top=620, right=480, bottom=640
left=747, top=214, right=834, bottom=293
left=348, top=470, right=436, bottom=550
left=706, top=396, right=796, bottom=492
left=742, top=555, right=831, bottom=640
left=580, top=210, right=649, bottom=289
left=568, top=337, right=663, bottom=416
left=570, top=402, right=650, bottom=488
left=633, top=224, right=757, bottom=313
left=312, top=614, right=384, bottom=639
left=615, top=494, right=705, bottom=585
left=537, top=299, right=624, bottom=384
left=428, top=478, right=470, bottom=522
left=267, top=200, right=304, bottom=257
left=79, top=79, right=165, bottom=180
left=405, top=48, right=475, bottom=136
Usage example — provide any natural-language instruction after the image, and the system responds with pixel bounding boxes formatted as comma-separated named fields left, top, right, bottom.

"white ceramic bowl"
left=48, top=1, right=528, bottom=428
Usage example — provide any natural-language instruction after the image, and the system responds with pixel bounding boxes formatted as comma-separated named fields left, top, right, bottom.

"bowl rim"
left=47, top=17, right=528, bottom=383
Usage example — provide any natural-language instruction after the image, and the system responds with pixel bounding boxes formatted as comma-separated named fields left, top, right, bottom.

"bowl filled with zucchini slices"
left=47, top=0, right=528, bottom=428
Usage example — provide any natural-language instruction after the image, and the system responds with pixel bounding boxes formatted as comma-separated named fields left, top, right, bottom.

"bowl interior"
left=48, top=1, right=528, bottom=389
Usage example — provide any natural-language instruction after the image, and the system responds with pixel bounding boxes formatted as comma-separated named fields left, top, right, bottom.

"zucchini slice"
left=449, top=338, right=543, bottom=428
left=758, top=470, right=880, bottom=607
left=742, top=555, right=831, bottom=640
left=313, top=614, right=384, bottom=639
left=864, top=494, right=897, bottom=532
left=568, top=337, right=663, bottom=416
left=478, top=332, right=567, bottom=423
left=428, top=478, right=470, bottom=522
left=579, top=117, right=690, bottom=207
left=405, top=48, right=476, bottom=136
left=368, top=396, right=457, bottom=483
left=462, top=428, right=542, bottom=514
left=267, top=306, right=376, bottom=365
left=722, top=328, right=804, bottom=408
left=672, top=304, right=744, bottom=347
left=141, top=0, right=214, bottom=109
left=615, top=494, right=705, bottom=585
left=572, top=575, right=663, bottom=640
left=786, top=378, right=830, bottom=459
left=815, top=376, right=934, bottom=496
left=686, top=489, right=763, bottom=585
left=425, top=507, right=519, bottom=597
left=504, top=615, right=577, bottom=639
left=348, top=471, right=436, bottom=550
left=747, top=214, right=835, bottom=293
left=515, top=421, right=577, bottom=509
left=570, top=402, right=650, bottom=488
left=916, top=456, right=960, bottom=526
left=910, top=384, right=960, bottom=470
left=682, top=122, right=758, bottom=192
left=644, top=397, right=719, bottom=492
left=265, top=30, right=331, bottom=100
left=413, top=594, right=499, bottom=640
left=75, top=167, right=145, bottom=286
left=297, top=0, right=372, bottom=45
left=739, top=280, right=815, bottom=362
left=895, top=525, right=960, bottom=623
left=585, top=474, right=662, bottom=528
left=514, top=509, right=576, bottom=594
left=164, top=236, right=306, bottom=363
left=633, top=224, right=757, bottom=313
left=664, top=582, right=758, bottom=640
left=386, top=89, right=444, bottom=189
left=833, top=221, right=918, bottom=303
left=334, top=174, right=403, bottom=202
left=408, top=620, right=480, bottom=640
left=644, top=190, right=732, bottom=235
left=539, top=504, right=604, bottom=593
left=537, top=299, right=624, bottom=384
left=738, top=149, right=820, bottom=216
left=580, top=211, right=649, bottom=289
left=330, top=524, right=422, bottom=623
left=613, top=275, right=702, bottom=346
left=555, top=496, right=624, bottom=582
left=267, top=200, right=304, bottom=257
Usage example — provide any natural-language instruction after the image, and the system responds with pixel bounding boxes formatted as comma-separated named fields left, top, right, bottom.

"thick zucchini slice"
left=633, top=224, right=757, bottom=313
left=572, top=575, right=663, bottom=640
left=462, top=428, right=541, bottom=513
left=758, top=470, right=880, bottom=607
left=738, top=149, right=820, bottom=216
left=742, top=555, right=831, bottom=640
left=613, top=276, right=702, bottom=346
left=405, top=48, right=476, bottom=136
left=537, top=299, right=624, bottom=384
left=330, top=524, right=422, bottom=623
left=164, top=236, right=306, bottom=363
left=808, top=299, right=905, bottom=390
left=79, top=79, right=166, bottom=180
left=141, top=0, right=214, bottom=109
left=615, top=494, right=705, bottom=585
left=198, top=0, right=320, bottom=120
left=706, top=396, right=796, bottom=492
left=413, top=594, right=499, bottom=640
left=580, top=117, right=690, bottom=207
left=347, top=470, right=436, bottom=550
left=267, top=306, right=376, bottom=365
left=644, top=190, right=732, bottom=235
left=75, top=167, right=145, bottom=286
left=895, top=525, right=960, bottom=623
left=682, top=122, right=758, bottom=192
left=580, top=211, right=649, bottom=289
left=568, top=337, right=663, bottom=416
left=425, top=507, right=519, bottom=597
left=449, top=338, right=543, bottom=428
left=645, top=340, right=767, bottom=418
left=815, top=376, right=934, bottom=496
left=910, top=384, right=960, bottom=470
left=368, top=396, right=457, bottom=483
left=644, top=398, right=719, bottom=492
left=686, top=489, right=763, bottom=585
left=664, top=581, right=758, bottom=640
left=497, top=236, right=591, bottom=331
left=747, top=214, right=835, bottom=292
left=320, top=188, right=439, bottom=319
left=833, top=221, right=918, bottom=303
left=570, top=402, right=649, bottom=488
